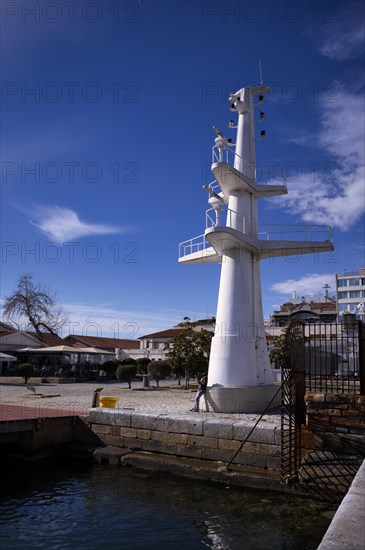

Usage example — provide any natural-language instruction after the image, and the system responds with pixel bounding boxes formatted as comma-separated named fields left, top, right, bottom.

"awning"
left=17, top=345, right=114, bottom=355
left=0, top=352, right=17, bottom=361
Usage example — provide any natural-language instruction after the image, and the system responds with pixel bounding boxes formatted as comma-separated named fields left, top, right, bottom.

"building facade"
left=336, top=268, right=365, bottom=322
left=269, top=298, right=337, bottom=327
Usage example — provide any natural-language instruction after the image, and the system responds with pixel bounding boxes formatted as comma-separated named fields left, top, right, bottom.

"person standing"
left=190, top=373, right=207, bottom=412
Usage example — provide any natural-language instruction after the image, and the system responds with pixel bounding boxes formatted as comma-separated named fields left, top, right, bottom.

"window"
left=338, top=303, right=349, bottom=312
left=337, top=291, right=348, bottom=299
left=349, top=278, right=361, bottom=286
left=349, top=291, right=361, bottom=298
left=337, top=279, right=348, bottom=287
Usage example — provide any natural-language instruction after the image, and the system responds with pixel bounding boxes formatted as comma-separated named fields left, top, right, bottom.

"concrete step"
left=93, top=446, right=133, bottom=465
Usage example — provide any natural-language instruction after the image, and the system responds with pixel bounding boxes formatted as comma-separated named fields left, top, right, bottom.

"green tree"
left=165, top=319, right=212, bottom=388
left=3, top=273, right=68, bottom=337
left=116, top=364, right=137, bottom=389
left=16, top=363, right=34, bottom=384
left=136, top=357, right=151, bottom=374
left=147, top=360, right=172, bottom=387
left=102, top=360, right=119, bottom=379
left=269, top=334, right=288, bottom=370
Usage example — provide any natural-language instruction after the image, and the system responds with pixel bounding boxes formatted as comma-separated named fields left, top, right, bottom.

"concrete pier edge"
left=316, top=458, right=365, bottom=550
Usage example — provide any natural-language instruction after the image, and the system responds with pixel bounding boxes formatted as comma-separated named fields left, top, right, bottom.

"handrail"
left=258, top=223, right=333, bottom=243
left=211, top=144, right=287, bottom=187
left=179, top=234, right=211, bottom=258
left=179, top=217, right=333, bottom=260
left=205, top=208, right=332, bottom=242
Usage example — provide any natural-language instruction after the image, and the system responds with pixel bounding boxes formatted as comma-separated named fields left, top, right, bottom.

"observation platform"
left=212, top=162, right=287, bottom=199
left=179, top=224, right=334, bottom=265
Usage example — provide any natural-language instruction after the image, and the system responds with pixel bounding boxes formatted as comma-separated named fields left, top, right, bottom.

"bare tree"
left=3, top=273, right=68, bottom=337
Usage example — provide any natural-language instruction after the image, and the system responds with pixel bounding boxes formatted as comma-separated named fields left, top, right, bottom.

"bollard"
left=142, top=374, right=150, bottom=388
left=92, top=387, right=104, bottom=408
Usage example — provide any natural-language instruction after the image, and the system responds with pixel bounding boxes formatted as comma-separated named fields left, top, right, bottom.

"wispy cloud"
left=60, top=303, right=213, bottom=338
left=273, top=85, right=365, bottom=230
left=270, top=273, right=336, bottom=297
left=286, top=134, right=316, bottom=146
left=318, top=5, right=364, bottom=61
left=30, top=205, right=125, bottom=243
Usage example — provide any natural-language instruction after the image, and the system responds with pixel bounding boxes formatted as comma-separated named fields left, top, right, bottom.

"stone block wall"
left=88, top=409, right=281, bottom=471
left=305, top=393, right=365, bottom=454
left=305, top=393, right=365, bottom=434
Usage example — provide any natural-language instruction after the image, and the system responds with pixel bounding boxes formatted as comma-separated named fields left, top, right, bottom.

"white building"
left=336, top=268, right=365, bottom=321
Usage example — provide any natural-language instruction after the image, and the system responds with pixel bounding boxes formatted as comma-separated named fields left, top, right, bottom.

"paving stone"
left=0, top=380, right=281, bottom=428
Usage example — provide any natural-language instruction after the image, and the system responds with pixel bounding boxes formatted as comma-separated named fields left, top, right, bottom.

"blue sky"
left=1, top=0, right=364, bottom=338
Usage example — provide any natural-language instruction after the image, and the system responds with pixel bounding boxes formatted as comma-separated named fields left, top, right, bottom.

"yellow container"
left=99, top=396, right=119, bottom=408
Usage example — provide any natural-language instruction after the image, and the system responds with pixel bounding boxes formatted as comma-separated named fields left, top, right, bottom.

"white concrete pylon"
left=178, top=82, right=334, bottom=413
left=207, top=86, right=273, bottom=392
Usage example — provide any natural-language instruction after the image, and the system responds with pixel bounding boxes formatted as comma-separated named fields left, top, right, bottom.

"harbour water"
left=0, top=462, right=336, bottom=550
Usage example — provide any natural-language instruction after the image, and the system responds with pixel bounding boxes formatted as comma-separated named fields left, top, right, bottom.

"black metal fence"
left=303, top=320, right=364, bottom=395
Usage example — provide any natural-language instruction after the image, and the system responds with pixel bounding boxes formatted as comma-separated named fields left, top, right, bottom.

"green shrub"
left=147, top=360, right=172, bottom=387
left=136, top=357, right=151, bottom=374
left=116, top=364, right=137, bottom=389
left=119, top=358, right=137, bottom=365
left=16, top=363, right=34, bottom=383
left=102, top=360, right=119, bottom=377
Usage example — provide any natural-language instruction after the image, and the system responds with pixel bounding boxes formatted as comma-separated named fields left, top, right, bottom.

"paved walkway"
left=0, top=379, right=281, bottom=425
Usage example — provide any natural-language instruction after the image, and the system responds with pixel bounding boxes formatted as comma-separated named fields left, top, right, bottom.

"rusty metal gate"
left=280, top=319, right=365, bottom=493
left=280, top=321, right=306, bottom=484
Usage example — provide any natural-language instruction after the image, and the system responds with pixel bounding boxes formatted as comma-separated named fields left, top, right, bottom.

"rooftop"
left=337, top=268, right=365, bottom=277
left=65, top=334, right=140, bottom=349
left=139, top=328, right=182, bottom=340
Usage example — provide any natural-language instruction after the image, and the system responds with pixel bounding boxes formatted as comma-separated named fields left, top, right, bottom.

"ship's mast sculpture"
left=179, top=82, right=334, bottom=413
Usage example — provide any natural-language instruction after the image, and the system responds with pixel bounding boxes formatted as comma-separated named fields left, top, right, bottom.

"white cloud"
left=30, top=206, right=124, bottom=243
left=319, top=11, right=364, bottom=61
left=273, top=86, right=365, bottom=230
left=270, top=273, right=336, bottom=297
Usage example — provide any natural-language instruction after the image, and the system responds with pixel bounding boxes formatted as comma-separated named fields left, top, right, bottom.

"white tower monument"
left=179, top=82, right=334, bottom=413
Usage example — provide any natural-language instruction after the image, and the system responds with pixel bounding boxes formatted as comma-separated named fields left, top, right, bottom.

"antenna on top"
left=258, top=60, right=263, bottom=85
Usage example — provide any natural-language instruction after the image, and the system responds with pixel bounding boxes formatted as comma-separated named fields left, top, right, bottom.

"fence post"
left=359, top=321, right=365, bottom=395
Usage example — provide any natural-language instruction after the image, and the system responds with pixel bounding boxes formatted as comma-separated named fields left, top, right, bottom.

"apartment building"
left=336, top=268, right=365, bottom=321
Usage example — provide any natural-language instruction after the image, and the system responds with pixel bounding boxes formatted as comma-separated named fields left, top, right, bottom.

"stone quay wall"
left=88, top=409, right=282, bottom=471
left=305, top=393, right=365, bottom=434
left=305, top=393, right=365, bottom=454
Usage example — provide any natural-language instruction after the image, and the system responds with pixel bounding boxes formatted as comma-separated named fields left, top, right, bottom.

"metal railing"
left=255, top=167, right=288, bottom=187
left=205, top=210, right=332, bottom=242
left=211, top=145, right=287, bottom=187
left=258, top=223, right=333, bottom=243
left=178, top=234, right=211, bottom=258
left=179, top=217, right=333, bottom=260
left=212, top=144, right=233, bottom=164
